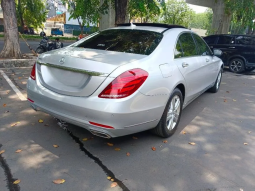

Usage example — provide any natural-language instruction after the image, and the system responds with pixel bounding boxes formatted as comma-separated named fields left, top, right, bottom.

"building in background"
left=44, top=1, right=97, bottom=36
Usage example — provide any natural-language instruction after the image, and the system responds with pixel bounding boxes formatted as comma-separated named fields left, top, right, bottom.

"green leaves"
left=63, top=0, right=107, bottom=32
left=160, top=0, right=194, bottom=28
left=190, top=9, right=213, bottom=35
left=16, top=0, right=47, bottom=29
left=128, top=0, right=160, bottom=23
left=224, top=0, right=255, bottom=33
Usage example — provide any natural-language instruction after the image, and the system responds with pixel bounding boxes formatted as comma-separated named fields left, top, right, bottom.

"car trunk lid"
left=37, top=47, right=146, bottom=97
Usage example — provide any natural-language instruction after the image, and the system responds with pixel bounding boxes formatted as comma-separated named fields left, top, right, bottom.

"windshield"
left=74, top=29, right=163, bottom=55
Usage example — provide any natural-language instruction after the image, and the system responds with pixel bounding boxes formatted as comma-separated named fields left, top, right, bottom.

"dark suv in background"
left=204, top=35, right=255, bottom=73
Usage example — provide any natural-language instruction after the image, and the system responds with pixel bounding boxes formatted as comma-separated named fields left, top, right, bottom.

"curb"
left=0, top=59, right=36, bottom=68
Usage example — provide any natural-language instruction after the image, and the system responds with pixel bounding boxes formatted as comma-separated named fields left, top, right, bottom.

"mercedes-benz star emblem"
left=59, top=57, right=65, bottom=64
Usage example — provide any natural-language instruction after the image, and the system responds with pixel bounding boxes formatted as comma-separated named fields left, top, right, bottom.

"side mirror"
left=213, top=49, right=223, bottom=56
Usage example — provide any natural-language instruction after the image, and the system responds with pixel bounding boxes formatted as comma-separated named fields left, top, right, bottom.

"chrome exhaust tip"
left=90, top=130, right=111, bottom=139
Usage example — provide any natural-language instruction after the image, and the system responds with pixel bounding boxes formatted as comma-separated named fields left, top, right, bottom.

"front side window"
left=217, top=36, right=235, bottom=45
left=74, top=29, right=163, bottom=55
left=193, top=34, right=213, bottom=56
left=178, top=33, right=197, bottom=57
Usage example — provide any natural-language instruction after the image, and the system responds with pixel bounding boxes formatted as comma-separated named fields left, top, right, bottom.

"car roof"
left=107, top=23, right=187, bottom=33
left=205, top=34, right=255, bottom=38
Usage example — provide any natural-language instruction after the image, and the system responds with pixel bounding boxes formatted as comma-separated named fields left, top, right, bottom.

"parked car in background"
left=27, top=23, right=223, bottom=139
left=204, top=34, right=255, bottom=73
left=51, top=28, right=63, bottom=36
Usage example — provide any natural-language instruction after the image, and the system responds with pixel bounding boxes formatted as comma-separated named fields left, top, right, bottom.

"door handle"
left=229, top=47, right=235, bottom=49
left=182, top=63, right=189, bottom=68
left=206, top=58, right=210, bottom=62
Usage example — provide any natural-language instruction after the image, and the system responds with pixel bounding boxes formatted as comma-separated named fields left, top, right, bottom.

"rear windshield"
left=74, top=29, right=163, bottom=55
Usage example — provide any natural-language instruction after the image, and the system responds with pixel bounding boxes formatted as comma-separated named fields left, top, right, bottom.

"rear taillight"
left=30, top=63, right=36, bottom=80
left=98, top=68, right=148, bottom=99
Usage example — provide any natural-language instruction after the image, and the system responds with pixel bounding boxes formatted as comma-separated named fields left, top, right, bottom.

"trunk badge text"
left=59, top=57, right=65, bottom=64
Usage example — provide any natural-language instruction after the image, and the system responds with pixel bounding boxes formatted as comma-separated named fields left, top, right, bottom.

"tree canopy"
left=16, top=0, right=47, bottom=29
left=159, top=0, right=194, bottom=28
left=190, top=9, right=213, bottom=35
left=63, top=0, right=108, bottom=34
left=224, top=0, right=255, bottom=34
left=128, top=0, right=160, bottom=23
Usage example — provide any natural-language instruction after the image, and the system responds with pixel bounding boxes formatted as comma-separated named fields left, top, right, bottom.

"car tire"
left=152, top=88, right=183, bottom=138
left=209, top=68, right=222, bottom=93
left=245, top=67, right=255, bottom=72
left=229, top=58, right=245, bottom=73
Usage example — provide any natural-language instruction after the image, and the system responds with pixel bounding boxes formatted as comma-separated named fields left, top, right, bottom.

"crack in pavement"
left=0, top=144, right=20, bottom=191
left=56, top=120, right=130, bottom=191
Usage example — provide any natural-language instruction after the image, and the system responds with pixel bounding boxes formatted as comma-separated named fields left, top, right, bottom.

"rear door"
left=174, top=32, right=206, bottom=103
left=192, top=33, right=218, bottom=88
left=213, top=35, right=236, bottom=64
left=235, top=35, right=255, bottom=66
left=203, top=35, right=218, bottom=49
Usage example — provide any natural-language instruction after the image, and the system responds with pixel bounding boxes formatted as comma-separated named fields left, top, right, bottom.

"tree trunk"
left=115, top=0, right=128, bottom=25
left=80, top=25, right=84, bottom=35
left=17, top=0, right=25, bottom=33
left=77, top=17, right=84, bottom=35
left=0, top=0, right=22, bottom=58
left=211, top=0, right=231, bottom=34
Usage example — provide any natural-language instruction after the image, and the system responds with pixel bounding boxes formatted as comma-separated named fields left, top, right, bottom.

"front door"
left=192, top=33, right=218, bottom=88
left=174, top=32, right=205, bottom=104
left=235, top=35, right=255, bottom=67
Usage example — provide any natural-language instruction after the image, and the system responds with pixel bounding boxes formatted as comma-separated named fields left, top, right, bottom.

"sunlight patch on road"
left=0, top=70, right=26, bottom=101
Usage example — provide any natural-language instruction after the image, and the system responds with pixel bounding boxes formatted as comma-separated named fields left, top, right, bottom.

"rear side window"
left=217, top=36, right=235, bottom=45
left=236, top=36, right=255, bottom=45
left=174, top=40, right=183, bottom=59
left=178, top=33, right=197, bottom=57
left=193, top=34, right=213, bottom=56
left=204, top=36, right=217, bottom=44
left=75, top=29, right=163, bottom=55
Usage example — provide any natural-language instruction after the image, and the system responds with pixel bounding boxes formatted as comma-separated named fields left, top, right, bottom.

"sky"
left=188, top=4, right=208, bottom=13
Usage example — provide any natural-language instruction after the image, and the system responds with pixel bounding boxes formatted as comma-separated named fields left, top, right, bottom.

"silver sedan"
left=27, top=23, right=223, bottom=138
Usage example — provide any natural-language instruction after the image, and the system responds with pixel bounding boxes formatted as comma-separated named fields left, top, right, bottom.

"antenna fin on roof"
left=130, top=22, right=136, bottom=29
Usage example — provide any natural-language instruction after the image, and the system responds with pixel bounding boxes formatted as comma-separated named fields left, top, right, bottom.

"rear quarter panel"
left=108, top=28, right=187, bottom=108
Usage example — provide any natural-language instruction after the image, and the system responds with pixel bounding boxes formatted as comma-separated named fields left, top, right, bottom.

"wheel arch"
left=227, top=55, right=247, bottom=66
left=175, top=83, right=185, bottom=102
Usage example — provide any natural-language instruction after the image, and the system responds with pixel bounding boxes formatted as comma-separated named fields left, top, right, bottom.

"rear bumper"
left=27, top=78, right=166, bottom=138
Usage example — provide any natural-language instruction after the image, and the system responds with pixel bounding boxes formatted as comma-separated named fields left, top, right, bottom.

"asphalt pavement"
left=0, top=40, right=74, bottom=54
left=0, top=68, right=255, bottom=191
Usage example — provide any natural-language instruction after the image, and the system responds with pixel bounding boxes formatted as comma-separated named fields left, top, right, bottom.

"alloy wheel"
left=230, top=60, right=243, bottom=72
left=166, top=95, right=181, bottom=130
left=216, top=72, right=222, bottom=89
